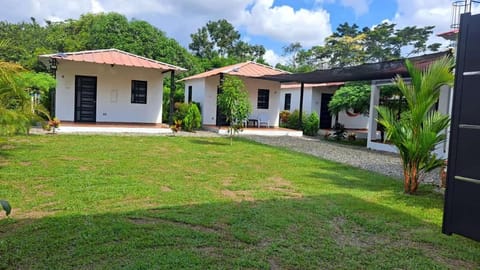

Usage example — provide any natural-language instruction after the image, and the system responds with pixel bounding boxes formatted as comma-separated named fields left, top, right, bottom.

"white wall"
left=185, top=75, right=282, bottom=127
left=245, top=77, right=281, bottom=127
left=203, top=76, right=220, bottom=125
left=280, top=87, right=313, bottom=114
left=281, top=85, right=368, bottom=129
left=55, top=60, right=165, bottom=123
left=184, top=78, right=206, bottom=119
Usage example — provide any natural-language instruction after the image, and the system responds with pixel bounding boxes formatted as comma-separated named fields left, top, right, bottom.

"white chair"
left=258, top=114, right=269, bottom=128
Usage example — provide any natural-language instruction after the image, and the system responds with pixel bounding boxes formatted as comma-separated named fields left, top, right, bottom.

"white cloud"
left=241, top=0, right=332, bottom=47
left=263, top=49, right=287, bottom=66
left=339, top=0, right=370, bottom=16
left=392, top=0, right=456, bottom=51
left=315, top=0, right=371, bottom=16
left=91, top=0, right=105, bottom=13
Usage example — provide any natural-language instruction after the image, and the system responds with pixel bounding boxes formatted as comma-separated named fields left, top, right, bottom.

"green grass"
left=0, top=135, right=479, bottom=269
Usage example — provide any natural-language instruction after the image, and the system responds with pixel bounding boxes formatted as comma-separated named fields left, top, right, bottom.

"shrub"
left=173, top=103, right=190, bottom=122
left=183, top=103, right=202, bottom=132
left=303, top=112, right=320, bottom=136
left=286, top=110, right=307, bottom=130
left=279, top=110, right=290, bottom=127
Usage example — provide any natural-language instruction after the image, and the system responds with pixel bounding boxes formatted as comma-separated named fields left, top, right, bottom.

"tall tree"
left=301, top=22, right=442, bottom=69
left=189, top=19, right=266, bottom=64
left=376, top=57, right=454, bottom=194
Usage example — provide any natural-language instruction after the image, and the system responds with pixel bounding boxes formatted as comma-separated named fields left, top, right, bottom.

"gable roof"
left=39, top=49, right=186, bottom=72
left=180, top=61, right=289, bottom=81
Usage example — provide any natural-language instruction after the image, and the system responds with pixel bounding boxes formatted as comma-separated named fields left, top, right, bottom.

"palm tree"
left=376, top=56, right=454, bottom=194
left=0, top=40, right=50, bottom=135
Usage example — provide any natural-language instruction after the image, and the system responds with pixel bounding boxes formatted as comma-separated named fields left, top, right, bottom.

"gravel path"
left=244, top=135, right=440, bottom=185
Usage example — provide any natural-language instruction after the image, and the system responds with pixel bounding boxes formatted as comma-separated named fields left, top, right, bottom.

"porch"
left=55, top=122, right=172, bottom=134
left=204, top=125, right=303, bottom=137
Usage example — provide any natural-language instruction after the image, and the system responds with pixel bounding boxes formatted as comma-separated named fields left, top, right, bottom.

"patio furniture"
left=247, top=119, right=259, bottom=128
left=258, top=114, right=269, bottom=128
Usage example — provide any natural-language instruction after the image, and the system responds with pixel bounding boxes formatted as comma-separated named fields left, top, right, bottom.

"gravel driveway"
left=244, top=135, right=440, bottom=185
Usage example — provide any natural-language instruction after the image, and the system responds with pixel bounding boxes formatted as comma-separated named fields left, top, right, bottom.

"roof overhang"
left=39, top=49, right=187, bottom=73
left=259, top=50, right=452, bottom=84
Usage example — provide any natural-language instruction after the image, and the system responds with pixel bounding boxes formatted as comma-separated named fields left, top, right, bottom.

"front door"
left=75, top=76, right=97, bottom=122
left=320, top=93, right=333, bottom=129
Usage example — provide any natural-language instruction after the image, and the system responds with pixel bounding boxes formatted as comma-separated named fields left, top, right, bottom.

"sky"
left=0, top=0, right=464, bottom=65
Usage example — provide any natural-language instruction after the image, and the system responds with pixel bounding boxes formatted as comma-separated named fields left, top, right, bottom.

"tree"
left=376, top=56, right=454, bottom=194
left=301, top=22, right=442, bottom=69
left=189, top=19, right=266, bottom=64
left=217, top=75, right=252, bottom=144
left=328, top=82, right=371, bottom=116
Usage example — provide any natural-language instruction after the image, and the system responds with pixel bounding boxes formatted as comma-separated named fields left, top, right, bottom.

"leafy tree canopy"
left=217, top=75, right=252, bottom=143
left=189, top=19, right=266, bottom=66
left=278, top=22, right=442, bottom=71
left=328, top=82, right=371, bottom=115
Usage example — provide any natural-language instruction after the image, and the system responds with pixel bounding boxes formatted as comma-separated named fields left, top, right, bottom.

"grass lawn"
left=0, top=135, right=479, bottom=269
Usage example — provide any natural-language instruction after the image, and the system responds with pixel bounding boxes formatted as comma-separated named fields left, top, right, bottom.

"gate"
left=443, top=12, right=480, bottom=241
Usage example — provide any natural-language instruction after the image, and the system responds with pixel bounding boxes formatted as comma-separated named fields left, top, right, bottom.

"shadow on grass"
left=309, top=166, right=444, bottom=211
left=188, top=139, right=230, bottom=146
left=1, top=194, right=478, bottom=269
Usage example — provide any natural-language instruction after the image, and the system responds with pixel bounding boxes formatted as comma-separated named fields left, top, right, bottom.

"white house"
left=279, top=83, right=369, bottom=129
left=39, top=49, right=185, bottom=124
left=181, top=62, right=288, bottom=127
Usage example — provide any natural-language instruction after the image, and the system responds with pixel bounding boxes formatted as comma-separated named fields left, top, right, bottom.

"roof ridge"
left=244, top=61, right=291, bottom=74
left=223, top=61, right=251, bottom=73
left=40, top=48, right=186, bottom=71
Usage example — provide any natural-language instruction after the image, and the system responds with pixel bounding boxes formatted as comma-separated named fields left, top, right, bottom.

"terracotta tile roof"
left=180, top=61, right=289, bottom=81
left=39, top=49, right=186, bottom=71
left=280, top=82, right=345, bottom=89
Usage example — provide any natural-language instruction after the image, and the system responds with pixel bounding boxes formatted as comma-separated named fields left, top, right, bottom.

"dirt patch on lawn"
left=19, top=161, right=32, bottom=166
left=0, top=144, right=15, bottom=150
left=331, top=216, right=370, bottom=248
left=221, top=189, right=254, bottom=202
left=78, top=165, right=93, bottom=172
left=161, top=186, right=172, bottom=192
left=265, top=176, right=303, bottom=198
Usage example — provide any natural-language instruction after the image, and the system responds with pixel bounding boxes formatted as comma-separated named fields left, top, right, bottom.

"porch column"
left=299, top=82, right=304, bottom=127
left=168, top=70, right=175, bottom=125
left=367, top=81, right=380, bottom=148
left=435, top=85, right=453, bottom=158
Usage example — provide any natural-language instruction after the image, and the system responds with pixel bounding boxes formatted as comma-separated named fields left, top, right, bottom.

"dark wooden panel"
left=459, top=76, right=480, bottom=125
left=455, top=128, right=480, bottom=180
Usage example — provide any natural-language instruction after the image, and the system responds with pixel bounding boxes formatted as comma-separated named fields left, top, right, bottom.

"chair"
left=258, top=114, right=269, bottom=128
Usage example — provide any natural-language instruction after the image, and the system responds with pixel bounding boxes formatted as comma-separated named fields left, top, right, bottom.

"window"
left=188, top=85, right=193, bottom=103
left=257, top=89, right=270, bottom=109
left=131, top=80, right=147, bottom=104
left=284, top=93, right=291, bottom=110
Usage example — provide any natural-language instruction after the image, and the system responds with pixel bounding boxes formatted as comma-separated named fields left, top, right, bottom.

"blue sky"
left=0, top=0, right=457, bottom=65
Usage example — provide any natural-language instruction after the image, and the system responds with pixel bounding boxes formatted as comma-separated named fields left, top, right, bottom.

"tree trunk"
left=403, top=167, right=411, bottom=194
left=404, top=163, right=419, bottom=194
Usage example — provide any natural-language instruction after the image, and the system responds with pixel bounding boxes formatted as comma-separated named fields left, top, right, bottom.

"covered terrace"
left=258, top=50, right=453, bottom=156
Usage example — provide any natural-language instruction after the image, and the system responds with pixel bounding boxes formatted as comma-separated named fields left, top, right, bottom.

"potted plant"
left=48, top=117, right=61, bottom=134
